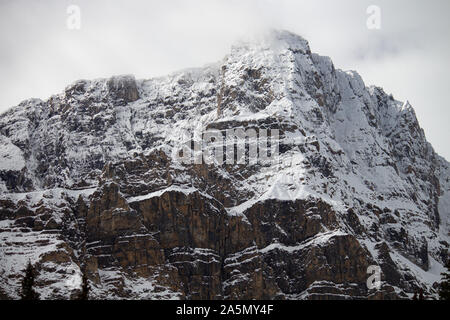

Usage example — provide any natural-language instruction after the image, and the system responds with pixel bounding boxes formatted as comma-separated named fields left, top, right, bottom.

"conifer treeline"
left=18, top=261, right=89, bottom=300
left=438, top=259, right=450, bottom=301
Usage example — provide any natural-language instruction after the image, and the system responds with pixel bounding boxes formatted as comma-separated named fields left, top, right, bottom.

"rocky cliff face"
left=0, top=30, right=448, bottom=300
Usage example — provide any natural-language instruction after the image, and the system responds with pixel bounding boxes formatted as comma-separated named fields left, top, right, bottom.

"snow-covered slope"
left=0, top=30, right=448, bottom=300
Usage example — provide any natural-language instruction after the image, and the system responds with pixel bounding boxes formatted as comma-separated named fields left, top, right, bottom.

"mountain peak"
left=231, top=29, right=311, bottom=55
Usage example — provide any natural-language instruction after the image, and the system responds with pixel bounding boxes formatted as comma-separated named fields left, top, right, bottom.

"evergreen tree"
left=76, top=268, right=90, bottom=300
left=19, top=261, right=40, bottom=300
left=439, top=259, right=450, bottom=301
left=418, top=288, right=425, bottom=300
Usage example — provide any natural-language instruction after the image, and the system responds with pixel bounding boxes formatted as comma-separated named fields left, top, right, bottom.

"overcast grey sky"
left=0, top=0, right=449, bottom=160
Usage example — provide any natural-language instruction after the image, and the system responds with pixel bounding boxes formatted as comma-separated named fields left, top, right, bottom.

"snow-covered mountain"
left=0, top=30, right=448, bottom=299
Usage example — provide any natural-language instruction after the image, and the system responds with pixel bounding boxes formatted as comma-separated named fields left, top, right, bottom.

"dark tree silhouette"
left=418, top=288, right=425, bottom=300
left=76, top=268, right=90, bottom=300
left=19, top=261, right=40, bottom=300
left=439, top=259, right=450, bottom=301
